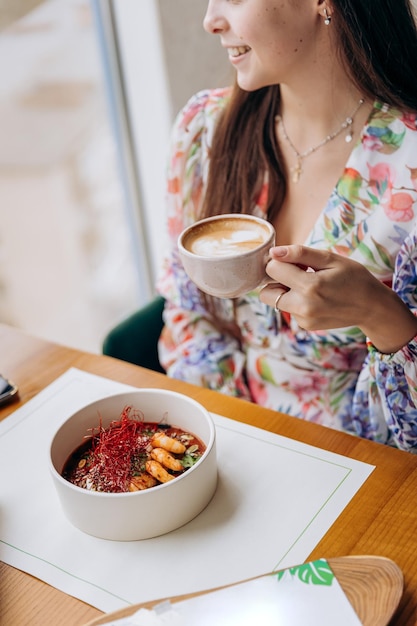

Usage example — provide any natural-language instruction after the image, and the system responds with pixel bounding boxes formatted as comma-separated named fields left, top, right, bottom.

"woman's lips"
left=227, top=45, right=251, bottom=59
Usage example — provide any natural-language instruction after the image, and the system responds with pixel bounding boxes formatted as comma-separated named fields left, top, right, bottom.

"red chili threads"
left=88, top=406, right=154, bottom=492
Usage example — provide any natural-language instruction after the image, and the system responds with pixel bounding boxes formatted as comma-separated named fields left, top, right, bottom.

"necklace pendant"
left=278, top=97, right=364, bottom=184
left=292, top=160, right=302, bottom=183
left=292, top=166, right=301, bottom=183
left=345, top=117, right=353, bottom=143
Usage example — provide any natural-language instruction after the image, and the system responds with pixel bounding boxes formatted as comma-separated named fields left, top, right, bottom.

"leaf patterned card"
left=105, top=559, right=362, bottom=626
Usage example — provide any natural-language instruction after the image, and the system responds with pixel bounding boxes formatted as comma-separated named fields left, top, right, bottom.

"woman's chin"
left=236, top=73, right=276, bottom=92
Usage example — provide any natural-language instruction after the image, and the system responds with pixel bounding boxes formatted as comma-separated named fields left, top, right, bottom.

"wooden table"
left=1, top=323, right=417, bottom=626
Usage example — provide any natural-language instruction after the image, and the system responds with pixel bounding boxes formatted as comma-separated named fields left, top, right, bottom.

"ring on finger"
left=274, top=291, right=285, bottom=312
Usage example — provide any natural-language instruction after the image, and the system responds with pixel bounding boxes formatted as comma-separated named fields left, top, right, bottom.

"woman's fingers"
left=260, top=245, right=374, bottom=330
left=269, top=245, right=337, bottom=270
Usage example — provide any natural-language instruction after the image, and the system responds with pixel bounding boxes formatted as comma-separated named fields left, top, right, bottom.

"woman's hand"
left=259, top=245, right=417, bottom=353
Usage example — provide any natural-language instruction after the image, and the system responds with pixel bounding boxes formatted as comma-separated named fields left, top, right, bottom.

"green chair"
left=102, top=296, right=165, bottom=373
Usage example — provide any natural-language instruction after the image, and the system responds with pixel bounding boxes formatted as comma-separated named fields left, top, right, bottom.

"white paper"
left=0, top=368, right=374, bottom=613
left=169, top=560, right=362, bottom=625
left=87, top=560, right=362, bottom=626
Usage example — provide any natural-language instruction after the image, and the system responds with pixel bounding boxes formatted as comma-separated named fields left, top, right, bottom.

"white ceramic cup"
left=178, top=214, right=276, bottom=298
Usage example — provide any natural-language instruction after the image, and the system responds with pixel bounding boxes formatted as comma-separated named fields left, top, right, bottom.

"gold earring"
left=324, top=7, right=331, bottom=25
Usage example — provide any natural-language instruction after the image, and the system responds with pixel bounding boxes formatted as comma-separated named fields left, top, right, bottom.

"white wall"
left=158, top=0, right=231, bottom=115
left=110, top=1, right=171, bottom=294
left=110, top=0, right=230, bottom=289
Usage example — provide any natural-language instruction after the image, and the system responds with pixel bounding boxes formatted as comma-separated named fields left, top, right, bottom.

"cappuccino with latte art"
left=183, top=217, right=270, bottom=258
left=178, top=214, right=276, bottom=298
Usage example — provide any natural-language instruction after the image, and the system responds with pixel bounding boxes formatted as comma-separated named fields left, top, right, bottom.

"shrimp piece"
left=151, top=433, right=186, bottom=454
left=146, top=460, right=174, bottom=484
left=151, top=447, right=183, bottom=472
left=129, top=473, right=158, bottom=492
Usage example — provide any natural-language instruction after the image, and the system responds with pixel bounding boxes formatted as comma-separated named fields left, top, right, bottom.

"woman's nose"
left=203, top=0, right=227, bottom=34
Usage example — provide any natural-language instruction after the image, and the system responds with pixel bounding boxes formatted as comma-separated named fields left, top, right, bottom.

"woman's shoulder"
left=174, top=86, right=232, bottom=135
left=367, top=100, right=417, bottom=136
left=359, top=100, right=417, bottom=165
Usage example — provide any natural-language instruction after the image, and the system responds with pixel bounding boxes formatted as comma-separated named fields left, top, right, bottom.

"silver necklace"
left=275, top=98, right=365, bottom=183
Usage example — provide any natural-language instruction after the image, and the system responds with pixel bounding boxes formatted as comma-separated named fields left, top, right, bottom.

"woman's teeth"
left=229, top=46, right=251, bottom=58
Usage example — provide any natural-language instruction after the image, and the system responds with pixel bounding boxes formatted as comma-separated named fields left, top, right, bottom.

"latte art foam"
left=185, top=219, right=269, bottom=258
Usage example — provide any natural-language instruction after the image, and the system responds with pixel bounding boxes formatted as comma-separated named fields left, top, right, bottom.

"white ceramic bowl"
left=49, top=389, right=217, bottom=541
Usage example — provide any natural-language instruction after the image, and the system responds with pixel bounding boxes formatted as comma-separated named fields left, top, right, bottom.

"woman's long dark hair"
left=201, top=0, right=417, bottom=223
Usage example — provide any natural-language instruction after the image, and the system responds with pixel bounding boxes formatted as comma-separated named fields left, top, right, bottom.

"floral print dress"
left=156, top=87, right=417, bottom=452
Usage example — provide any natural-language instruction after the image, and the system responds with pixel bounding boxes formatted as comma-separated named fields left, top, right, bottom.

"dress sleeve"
left=156, top=90, right=251, bottom=400
left=352, top=226, right=417, bottom=451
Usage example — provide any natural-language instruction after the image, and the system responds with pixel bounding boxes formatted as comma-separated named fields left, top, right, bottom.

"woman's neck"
left=278, top=79, right=371, bottom=152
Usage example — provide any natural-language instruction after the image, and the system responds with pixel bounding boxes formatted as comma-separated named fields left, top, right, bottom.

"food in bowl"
left=49, top=389, right=217, bottom=540
left=62, top=405, right=206, bottom=493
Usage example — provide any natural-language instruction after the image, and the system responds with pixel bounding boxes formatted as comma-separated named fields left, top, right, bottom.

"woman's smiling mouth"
left=228, top=45, right=251, bottom=58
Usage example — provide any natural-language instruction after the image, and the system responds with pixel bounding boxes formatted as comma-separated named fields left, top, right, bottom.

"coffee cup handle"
left=259, top=250, right=273, bottom=287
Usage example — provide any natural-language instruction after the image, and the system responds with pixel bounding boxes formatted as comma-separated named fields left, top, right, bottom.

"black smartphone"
left=0, top=374, right=18, bottom=406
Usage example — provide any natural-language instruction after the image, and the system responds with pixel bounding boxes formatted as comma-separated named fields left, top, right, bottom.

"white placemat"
left=0, top=368, right=374, bottom=613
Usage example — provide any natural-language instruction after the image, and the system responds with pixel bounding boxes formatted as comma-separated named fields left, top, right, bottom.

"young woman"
left=156, top=0, right=417, bottom=451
